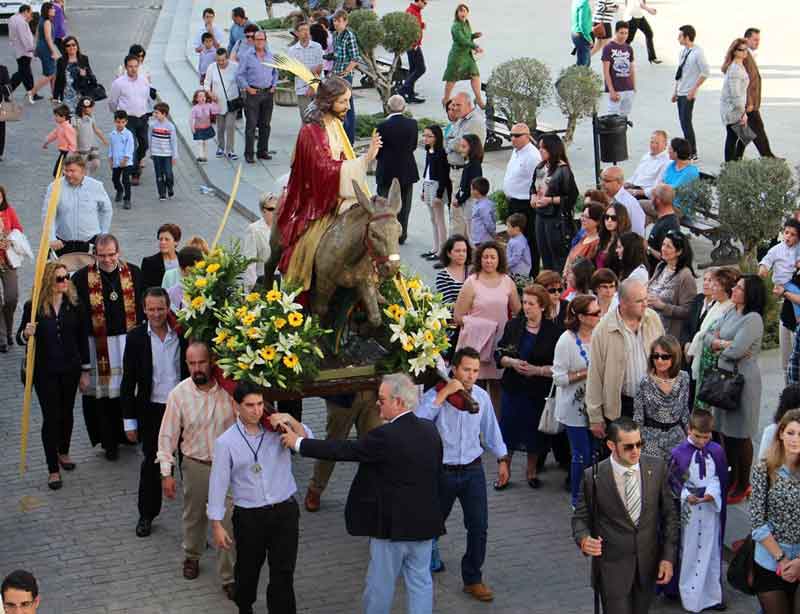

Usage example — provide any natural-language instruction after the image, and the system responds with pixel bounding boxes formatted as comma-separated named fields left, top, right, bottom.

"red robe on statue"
left=277, top=122, right=344, bottom=273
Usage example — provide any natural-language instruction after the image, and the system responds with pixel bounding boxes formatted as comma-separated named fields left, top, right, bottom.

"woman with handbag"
left=633, top=334, right=690, bottom=461
left=494, top=284, right=560, bottom=489
left=53, top=36, right=91, bottom=109
left=0, top=185, right=23, bottom=349
left=702, top=274, right=765, bottom=504
left=720, top=38, right=751, bottom=162
left=750, top=409, right=800, bottom=612
left=17, top=261, right=90, bottom=490
left=552, top=294, right=602, bottom=507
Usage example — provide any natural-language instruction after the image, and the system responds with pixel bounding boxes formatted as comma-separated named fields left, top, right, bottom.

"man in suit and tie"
left=743, top=27, right=775, bottom=158
left=572, top=417, right=679, bottom=614
left=375, top=95, right=420, bottom=244
left=276, top=373, right=443, bottom=614
left=121, top=287, right=188, bottom=538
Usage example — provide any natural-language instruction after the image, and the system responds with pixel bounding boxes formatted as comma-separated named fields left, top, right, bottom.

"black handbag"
left=77, top=71, right=107, bottom=102
left=697, top=363, right=744, bottom=411
left=217, top=63, right=243, bottom=113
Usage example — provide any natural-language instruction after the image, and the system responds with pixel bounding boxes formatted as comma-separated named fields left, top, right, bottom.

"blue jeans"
left=402, top=47, right=426, bottom=97
left=571, top=33, right=591, bottom=67
left=676, top=96, right=697, bottom=157
left=344, top=74, right=356, bottom=144
left=439, top=464, right=488, bottom=585
left=364, top=538, right=433, bottom=614
left=152, top=156, right=174, bottom=198
left=566, top=426, right=598, bottom=507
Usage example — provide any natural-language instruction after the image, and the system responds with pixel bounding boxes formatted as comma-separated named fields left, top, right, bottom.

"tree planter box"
left=275, top=85, right=297, bottom=107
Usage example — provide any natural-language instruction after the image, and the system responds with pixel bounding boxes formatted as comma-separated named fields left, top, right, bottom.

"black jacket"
left=140, top=253, right=168, bottom=291
left=120, top=322, right=188, bottom=428
left=495, top=314, right=560, bottom=397
left=299, top=412, right=444, bottom=541
left=53, top=54, right=92, bottom=101
left=423, top=146, right=451, bottom=199
left=455, top=159, right=482, bottom=205
left=530, top=162, right=579, bottom=217
left=375, top=114, right=420, bottom=187
left=17, top=299, right=89, bottom=378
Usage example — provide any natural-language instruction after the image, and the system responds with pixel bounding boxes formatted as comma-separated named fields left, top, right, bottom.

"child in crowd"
left=198, top=32, right=218, bottom=85
left=469, top=176, right=495, bottom=246
left=420, top=124, right=450, bottom=260
left=148, top=102, right=178, bottom=201
left=189, top=89, right=219, bottom=162
left=452, top=133, right=483, bottom=241
left=668, top=409, right=728, bottom=613
left=73, top=96, right=108, bottom=176
left=109, top=109, right=135, bottom=209
left=506, top=212, right=532, bottom=277
left=43, top=104, right=77, bottom=177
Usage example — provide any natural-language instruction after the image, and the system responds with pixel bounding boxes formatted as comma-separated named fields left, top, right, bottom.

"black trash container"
left=596, top=114, right=629, bottom=163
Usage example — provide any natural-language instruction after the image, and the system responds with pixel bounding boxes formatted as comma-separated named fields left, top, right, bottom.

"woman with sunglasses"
left=563, top=203, right=604, bottom=278
left=633, top=335, right=690, bottom=461
left=536, top=270, right=569, bottom=329
left=495, top=284, right=560, bottom=489
left=17, top=262, right=89, bottom=490
left=720, top=38, right=751, bottom=162
left=53, top=36, right=92, bottom=109
left=646, top=231, right=697, bottom=342
left=595, top=202, right=630, bottom=269
left=553, top=295, right=602, bottom=507
left=703, top=274, right=765, bottom=504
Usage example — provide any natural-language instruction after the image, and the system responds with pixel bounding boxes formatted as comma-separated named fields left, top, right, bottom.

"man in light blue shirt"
left=43, top=153, right=112, bottom=255
left=236, top=31, right=278, bottom=162
left=416, top=347, right=509, bottom=602
left=227, top=7, right=252, bottom=54
left=209, top=381, right=312, bottom=614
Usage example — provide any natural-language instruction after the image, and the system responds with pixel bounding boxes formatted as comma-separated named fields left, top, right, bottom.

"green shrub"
left=257, top=17, right=286, bottom=30
left=489, top=190, right=509, bottom=224
left=355, top=114, right=444, bottom=140
left=555, top=65, right=603, bottom=145
left=487, top=58, right=552, bottom=131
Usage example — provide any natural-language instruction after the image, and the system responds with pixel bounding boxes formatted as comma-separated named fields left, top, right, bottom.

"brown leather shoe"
left=222, top=582, right=236, bottom=601
left=304, top=487, right=321, bottom=512
left=182, top=558, right=199, bottom=580
left=463, top=583, right=494, bottom=602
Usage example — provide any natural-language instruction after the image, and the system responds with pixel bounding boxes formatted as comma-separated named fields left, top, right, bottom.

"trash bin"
left=596, top=114, right=629, bottom=163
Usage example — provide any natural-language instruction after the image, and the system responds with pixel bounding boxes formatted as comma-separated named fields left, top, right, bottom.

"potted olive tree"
left=555, top=65, right=603, bottom=146
left=486, top=58, right=552, bottom=132
left=275, top=70, right=297, bottom=107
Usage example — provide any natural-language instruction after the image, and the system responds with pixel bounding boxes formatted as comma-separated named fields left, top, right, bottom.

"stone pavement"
left=0, top=0, right=785, bottom=612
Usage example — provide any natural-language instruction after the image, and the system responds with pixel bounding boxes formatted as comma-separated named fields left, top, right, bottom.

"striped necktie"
left=624, top=469, right=641, bottom=525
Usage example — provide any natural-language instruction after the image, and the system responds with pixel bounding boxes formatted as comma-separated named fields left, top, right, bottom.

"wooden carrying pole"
left=20, top=158, right=65, bottom=474
left=211, top=163, right=243, bottom=249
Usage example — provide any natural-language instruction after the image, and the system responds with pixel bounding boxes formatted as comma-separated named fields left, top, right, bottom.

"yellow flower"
left=259, top=346, right=277, bottom=361
left=206, top=263, right=220, bottom=274
left=266, top=289, right=281, bottom=303
left=282, top=353, right=299, bottom=369
left=195, top=260, right=206, bottom=270
left=241, top=312, right=256, bottom=326
left=288, top=312, right=304, bottom=327
left=402, top=341, right=414, bottom=352
left=245, top=292, right=261, bottom=303
left=235, top=305, right=248, bottom=318
left=407, top=279, right=421, bottom=291
left=210, top=248, right=221, bottom=258
left=424, top=330, right=434, bottom=343
left=226, top=337, right=237, bottom=349
left=237, top=362, right=250, bottom=370
left=194, top=277, right=208, bottom=288
left=190, top=296, right=205, bottom=309
left=246, top=327, right=260, bottom=339
left=431, top=320, right=442, bottom=331
left=213, top=331, right=228, bottom=345
left=387, top=304, right=406, bottom=320
left=274, top=317, right=287, bottom=329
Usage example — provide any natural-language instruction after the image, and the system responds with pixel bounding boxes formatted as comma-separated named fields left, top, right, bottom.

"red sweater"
left=0, top=206, right=23, bottom=263
left=406, top=3, right=425, bottom=48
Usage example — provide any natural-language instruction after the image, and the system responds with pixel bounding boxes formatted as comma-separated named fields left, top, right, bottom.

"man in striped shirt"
left=156, top=341, right=237, bottom=600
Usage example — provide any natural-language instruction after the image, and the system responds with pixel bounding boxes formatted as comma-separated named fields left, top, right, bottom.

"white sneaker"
left=27, top=94, right=35, bottom=105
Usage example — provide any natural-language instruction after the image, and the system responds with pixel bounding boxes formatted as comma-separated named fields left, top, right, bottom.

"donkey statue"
left=264, top=179, right=403, bottom=328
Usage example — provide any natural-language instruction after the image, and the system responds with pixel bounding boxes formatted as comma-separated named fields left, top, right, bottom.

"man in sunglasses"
left=502, top=123, right=540, bottom=277
left=572, top=417, right=678, bottom=614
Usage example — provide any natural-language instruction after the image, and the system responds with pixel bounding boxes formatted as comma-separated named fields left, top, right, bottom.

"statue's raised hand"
left=366, top=132, right=383, bottom=162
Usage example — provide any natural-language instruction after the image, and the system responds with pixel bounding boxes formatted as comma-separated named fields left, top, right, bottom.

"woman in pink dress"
left=454, top=240, right=521, bottom=414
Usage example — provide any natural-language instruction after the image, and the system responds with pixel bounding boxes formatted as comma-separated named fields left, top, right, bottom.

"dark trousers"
left=676, top=96, right=697, bottom=157
left=34, top=371, right=80, bottom=474
left=10, top=56, right=34, bottom=92
left=139, top=402, right=166, bottom=520
left=232, top=499, right=299, bottom=614
left=621, top=394, right=634, bottom=419
left=507, top=197, right=539, bottom=277
left=343, top=75, right=355, bottom=144
left=125, top=115, right=149, bottom=177
left=571, top=33, right=591, bottom=67
left=566, top=426, right=598, bottom=507
left=152, top=156, right=174, bottom=198
left=112, top=166, right=132, bottom=200
left=0, top=120, right=5, bottom=157
left=83, top=395, right=124, bottom=452
left=601, top=575, right=655, bottom=614
left=0, top=267, right=18, bottom=337
left=626, top=17, right=657, bottom=62
left=402, top=47, right=426, bottom=96
left=746, top=109, right=775, bottom=158
left=377, top=180, right=414, bottom=243
left=55, top=238, right=94, bottom=256
left=244, top=91, right=274, bottom=157
left=722, top=435, right=753, bottom=495
left=535, top=214, right=566, bottom=273
left=440, top=463, right=487, bottom=585
left=724, top=124, right=746, bottom=162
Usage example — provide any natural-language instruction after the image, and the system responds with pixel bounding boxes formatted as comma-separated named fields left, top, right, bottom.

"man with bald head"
left=586, top=279, right=664, bottom=438
left=445, top=92, right=486, bottom=168
left=601, top=166, right=646, bottom=237
left=646, top=184, right=680, bottom=269
left=502, top=123, right=541, bottom=276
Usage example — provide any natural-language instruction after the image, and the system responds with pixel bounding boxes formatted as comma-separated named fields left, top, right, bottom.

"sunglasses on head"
left=55, top=275, right=69, bottom=283
left=547, top=287, right=563, bottom=294
left=652, top=352, right=672, bottom=361
left=622, top=441, right=644, bottom=451
left=604, top=214, right=617, bottom=221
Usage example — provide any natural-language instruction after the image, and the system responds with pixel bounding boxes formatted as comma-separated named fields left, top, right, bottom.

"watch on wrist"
left=776, top=552, right=786, bottom=563
left=497, top=456, right=510, bottom=465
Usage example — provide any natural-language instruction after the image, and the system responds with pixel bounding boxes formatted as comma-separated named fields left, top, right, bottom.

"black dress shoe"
left=222, top=583, right=236, bottom=601
left=7, top=334, right=13, bottom=346
left=104, top=447, right=119, bottom=461
left=407, top=96, right=426, bottom=104
left=48, top=475, right=63, bottom=490
left=136, top=517, right=152, bottom=537
left=257, top=152, right=272, bottom=160
left=527, top=477, right=542, bottom=489
left=245, top=155, right=255, bottom=164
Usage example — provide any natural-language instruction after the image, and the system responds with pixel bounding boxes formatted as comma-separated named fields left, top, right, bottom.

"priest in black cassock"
left=72, top=233, right=144, bottom=460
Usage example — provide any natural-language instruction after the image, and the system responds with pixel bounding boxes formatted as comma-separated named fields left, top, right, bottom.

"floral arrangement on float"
left=379, top=271, right=451, bottom=376
left=177, top=242, right=329, bottom=391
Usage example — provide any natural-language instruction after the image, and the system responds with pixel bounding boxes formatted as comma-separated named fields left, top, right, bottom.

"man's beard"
left=332, top=108, right=347, bottom=121
left=192, top=372, right=209, bottom=385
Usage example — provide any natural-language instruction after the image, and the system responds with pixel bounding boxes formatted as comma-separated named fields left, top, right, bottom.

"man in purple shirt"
left=236, top=30, right=277, bottom=163
left=8, top=5, right=36, bottom=98
left=602, top=21, right=636, bottom=116
left=52, top=0, right=67, bottom=50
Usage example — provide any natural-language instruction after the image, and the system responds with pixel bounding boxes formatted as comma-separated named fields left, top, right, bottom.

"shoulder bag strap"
left=216, top=63, right=230, bottom=105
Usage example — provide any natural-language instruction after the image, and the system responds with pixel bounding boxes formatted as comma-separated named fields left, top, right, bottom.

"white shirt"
left=503, top=142, right=541, bottom=200
left=613, top=186, right=646, bottom=237
left=204, top=60, right=241, bottom=113
left=629, top=150, right=669, bottom=196
left=149, top=323, right=181, bottom=404
left=626, top=0, right=644, bottom=19
left=194, top=23, right=224, bottom=51
left=242, top=218, right=272, bottom=290
left=610, top=453, right=641, bottom=505
left=288, top=39, right=324, bottom=95
left=760, top=241, right=800, bottom=285
left=619, top=312, right=649, bottom=397
left=108, top=73, right=151, bottom=118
